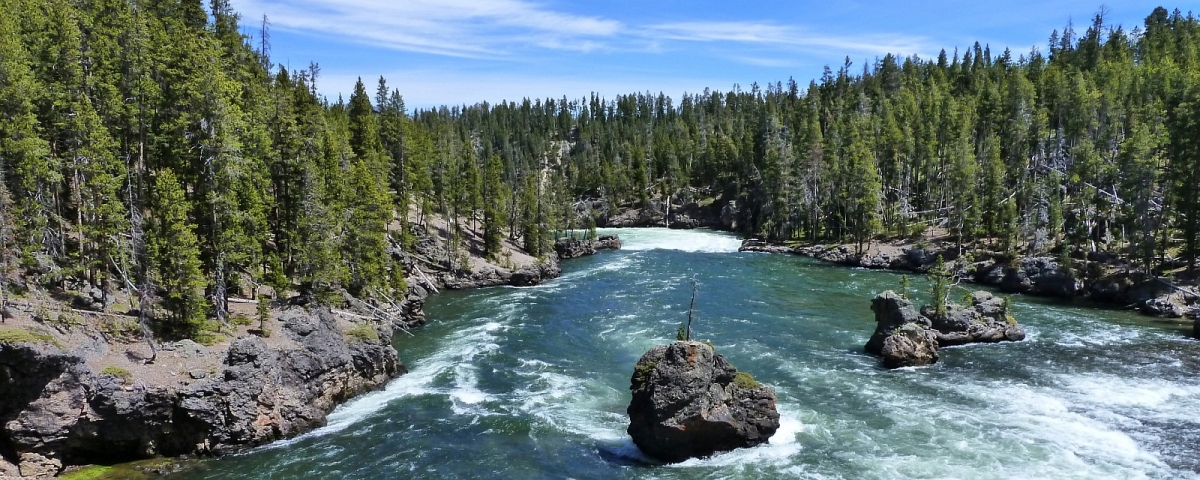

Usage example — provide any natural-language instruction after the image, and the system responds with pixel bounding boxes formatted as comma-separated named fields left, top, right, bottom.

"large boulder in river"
left=920, top=291, right=1026, bottom=346
left=866, top=291, right=938, bottom=367
left=866, top=290, right=1025, bottom=369
left=865, top=291, right=931, bottom=355
left=627, top=341, right=779, bottom=462
left=879, top=323, right=939, bottom=368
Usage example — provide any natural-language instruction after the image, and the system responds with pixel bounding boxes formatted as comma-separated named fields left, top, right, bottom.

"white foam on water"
left=598, top=228, right=742, bottom=253
left=513, top=364, right=628, bottom=442
left=260, top=318, right=510, bottom=449
left=1056, top=373, right=1200, bottom=423
left=668, top=408, right=805, bottom=469
left=953, top=381, right=1170, bottom=476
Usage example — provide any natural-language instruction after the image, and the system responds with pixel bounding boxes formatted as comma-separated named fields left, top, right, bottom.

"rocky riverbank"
left=0, top=226, right=622, bottom=477
left=740, top=238, right=1200, bottom=327
left=0, top=307, right=404, bottom=477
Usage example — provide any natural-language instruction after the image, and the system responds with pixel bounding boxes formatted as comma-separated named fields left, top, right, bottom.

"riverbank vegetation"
left=1, top=0, right=1198, bottom=343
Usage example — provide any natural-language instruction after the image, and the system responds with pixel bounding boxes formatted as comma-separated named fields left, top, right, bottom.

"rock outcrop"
left=553, top=235, right=622, bottom=260
left=865, top=290, right=1025, bottom=369
left=741, top=238, right=1200, bottom=321
left=0, top=307, right=402, bottom=476
left=627, top=341, right=779, bottom=462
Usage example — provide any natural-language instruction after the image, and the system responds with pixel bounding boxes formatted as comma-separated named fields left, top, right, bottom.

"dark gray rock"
left=880, top=323, right=939, bottom=368
left=554, top=238, right=596, bottom=260
left=865, top=290, right=1025, bottom=368
left=627, top=341, right=779, bottom=462
left=511, top=261, right=562, bottom=287
left=0, top=307, right=404, bottom=473
left=720, top=201, right=739, bottom=231
left=921, top=292, right=1026, bottom=347
left=739, top=239, right=795, bottom=254
left=865, top=291, right=929, bottom=355
left=1142, top=296, right=1186, bottom=318
left=554, top=235, right=622, bottom=260
left=595, top=235, right=622, bottom=251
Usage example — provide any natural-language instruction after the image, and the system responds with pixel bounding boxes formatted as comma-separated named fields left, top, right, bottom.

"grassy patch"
left=0, top=328, right=61, bottom=347
left=345, top=325, right=379, bottom=343
left=60, top=457, right=182, bottom=480
left=61, top=466, right=115, bottom=480
left=100, top=366, right=133, bottom=384
left=632, top=361, right=657, bottom=387
left=100, top=317, right=141, bottom=338
left=230, top=314, right=254, bottom=326
left=732, top=371, right=761, bottom=390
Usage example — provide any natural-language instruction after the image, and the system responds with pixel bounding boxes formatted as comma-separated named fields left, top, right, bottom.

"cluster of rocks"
left=865, top=290, right=1026, bottom=368
left=0, top=307, right=403, bottom=477
left=591, top=198, right=733, bottom=231
left=740, top=240, right=1199, bottom=321
left=552, top=235, right=622, bottom=260
left=626, top=341, right=779, bottom=462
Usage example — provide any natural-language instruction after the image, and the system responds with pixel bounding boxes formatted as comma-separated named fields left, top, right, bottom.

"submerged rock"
left=866, top=290, right=1025, bottom=369
left=627, top=341, right=779, bottom=462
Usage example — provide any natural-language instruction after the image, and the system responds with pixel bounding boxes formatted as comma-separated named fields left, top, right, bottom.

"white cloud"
left=646, top=21, right=930, bottom=56
left=233, top=0, right=623, bottom=57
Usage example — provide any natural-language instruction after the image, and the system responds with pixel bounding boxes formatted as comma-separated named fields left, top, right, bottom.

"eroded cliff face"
left=0, top=307, right=403, bottom=477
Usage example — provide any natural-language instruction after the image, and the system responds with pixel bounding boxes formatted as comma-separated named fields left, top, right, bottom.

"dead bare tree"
left=685, top=277, right=697, bottom=341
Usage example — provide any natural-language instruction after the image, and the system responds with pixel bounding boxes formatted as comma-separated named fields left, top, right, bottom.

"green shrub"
left=0, top=328, right=60, bottom=347
left=346, top=325, right=379, bottom=343
left=100, top=366, right=133, bottom=384
left=732, top=371, right=761, bottom=389
left=632, top=361, right=657, bottom=387
left=230, top=315, right=254, bottom=326
left=100, top=317, right=141, bottom=337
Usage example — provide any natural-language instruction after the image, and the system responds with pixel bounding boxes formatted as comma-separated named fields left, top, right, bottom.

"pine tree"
left=482, top=154, right=509, bottom=259
left=1169, top=80, right=1200, bottom=274
left=147, top=169, right=206, bottom=338
left=1, top=0, right=56, bottom=257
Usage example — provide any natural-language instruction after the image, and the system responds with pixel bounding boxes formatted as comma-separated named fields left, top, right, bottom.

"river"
left=171, top=228, right=1200, bottom=479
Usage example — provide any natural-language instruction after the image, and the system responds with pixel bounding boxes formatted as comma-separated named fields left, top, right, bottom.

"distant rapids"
left=171, top=228, right=1200, bottom=479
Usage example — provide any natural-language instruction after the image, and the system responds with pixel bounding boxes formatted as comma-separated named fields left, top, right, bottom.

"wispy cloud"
left=235, top=0, right=623, bottom=57
left=646, top=21, right=930, bottom=56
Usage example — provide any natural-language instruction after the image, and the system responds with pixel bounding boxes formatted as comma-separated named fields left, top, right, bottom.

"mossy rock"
left=100, top=366, right=133, bottom=384
left=346, top=325, right=380, bottom=343
left=632, top=360, right=657, bottom=387
left=0, top=328, right=61, bottom=347
left=732, top=371, right=761, bottom=389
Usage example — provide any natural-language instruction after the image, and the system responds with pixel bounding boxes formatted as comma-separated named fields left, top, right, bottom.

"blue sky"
left=228, top=0, right=1185, bottom=109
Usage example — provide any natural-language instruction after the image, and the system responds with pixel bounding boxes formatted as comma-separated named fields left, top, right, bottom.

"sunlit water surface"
left=171, top=228, right=1200, bottom=479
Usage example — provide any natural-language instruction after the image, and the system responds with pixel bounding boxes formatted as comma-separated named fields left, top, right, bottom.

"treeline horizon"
left=1, top=0, right=1198, bottom=340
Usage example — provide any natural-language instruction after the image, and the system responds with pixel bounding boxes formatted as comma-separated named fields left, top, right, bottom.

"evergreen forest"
left=2, top=0, right=1200, bottom=340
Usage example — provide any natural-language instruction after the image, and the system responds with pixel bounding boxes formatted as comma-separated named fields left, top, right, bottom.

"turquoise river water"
left=171, top=228, right=1200, bottom=479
